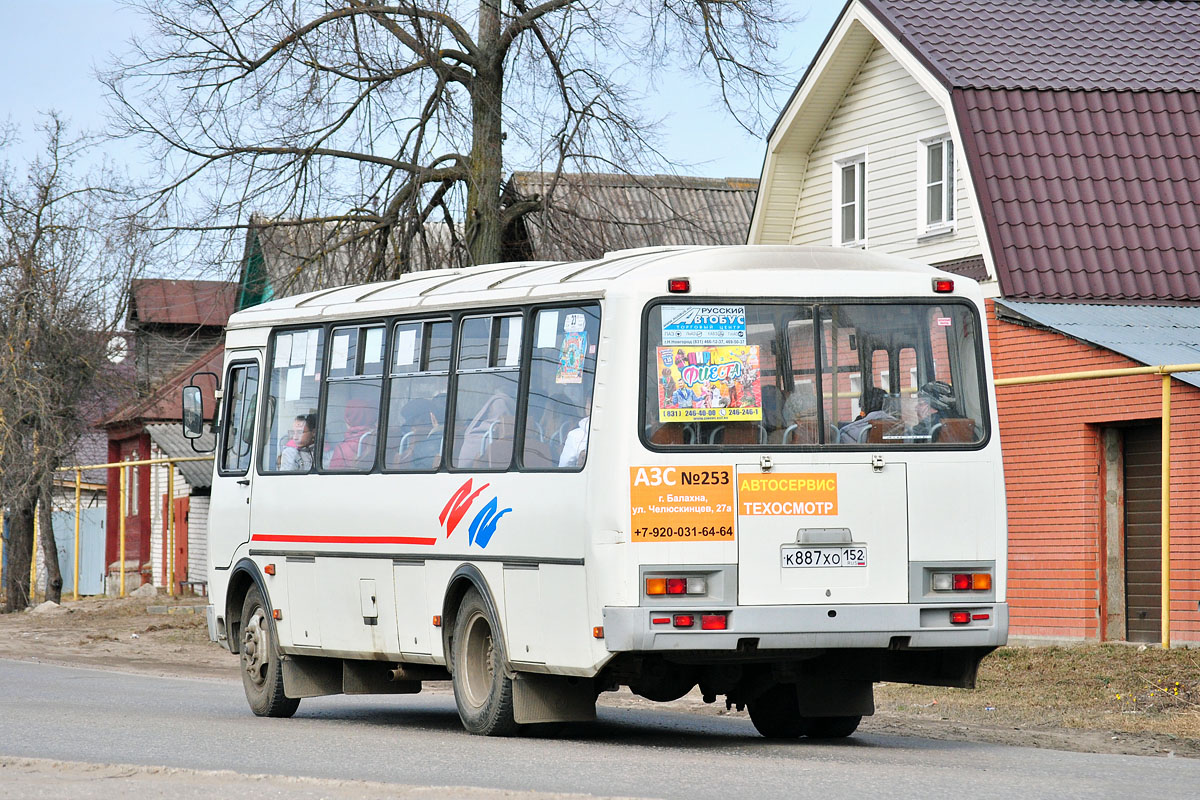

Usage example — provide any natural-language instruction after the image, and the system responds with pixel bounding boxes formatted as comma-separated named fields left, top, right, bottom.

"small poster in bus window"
left=657, top=345, right=762, bottom=422
left=661, top=305, right=746, bottom=346
left=556, top=331, right=587, bottom=384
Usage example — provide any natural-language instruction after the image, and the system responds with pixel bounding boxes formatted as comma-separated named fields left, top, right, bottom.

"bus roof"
left=226, top=245, right=960, bottom=330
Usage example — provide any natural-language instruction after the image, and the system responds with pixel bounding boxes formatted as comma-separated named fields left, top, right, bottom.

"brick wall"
left=988, top=301, right=1200, bottom=644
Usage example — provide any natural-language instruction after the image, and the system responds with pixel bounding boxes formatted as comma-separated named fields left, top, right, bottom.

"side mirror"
left=182, top=386, right=205, bottom=439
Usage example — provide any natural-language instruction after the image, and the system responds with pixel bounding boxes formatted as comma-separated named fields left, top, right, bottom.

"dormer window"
left=920, top=134, right=955, bottom=234
left=833, top=153, right=867, bottom=247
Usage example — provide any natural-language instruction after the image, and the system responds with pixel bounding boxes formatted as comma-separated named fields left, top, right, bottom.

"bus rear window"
left=643, top=301, right=987, bottom=448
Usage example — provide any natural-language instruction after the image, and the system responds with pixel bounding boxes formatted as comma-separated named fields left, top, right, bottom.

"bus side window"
left=322, top=324, right=385, bottom=472
left=451, top=314, right=522, bottom=470
left=522, top=305, right=600, bottom=469
left=385, top=319, right=451, bottom=472
left=261, top=328, right=325, bottom=473
left=221, top=362, right=259, bottom=474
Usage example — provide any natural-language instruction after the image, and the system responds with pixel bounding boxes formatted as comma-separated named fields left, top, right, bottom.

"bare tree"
left=0, top=116, right=150, bottom=610
left=105, top=0, right=790, bottom=276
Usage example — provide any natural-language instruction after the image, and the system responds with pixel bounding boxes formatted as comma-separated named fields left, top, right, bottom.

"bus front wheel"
left=239, top=586, right=300, bottom=718
left=451, top=588, right=519, bottom=736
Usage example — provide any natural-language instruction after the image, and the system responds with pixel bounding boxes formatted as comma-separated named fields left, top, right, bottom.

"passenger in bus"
left=781, top=389, right=819, bottom=444
left=837, top=386, right=894, bottom=443
left=910, top=381, right=955, bottom=441
left=279, top=413, right=316, bottom=471
left=558, top=397, right=592, bottom=468
left=457, top=393, right=515, bottom=469
left=393, top=397, right=444, bottom=470
left=326, top=397, right=378, bottom=469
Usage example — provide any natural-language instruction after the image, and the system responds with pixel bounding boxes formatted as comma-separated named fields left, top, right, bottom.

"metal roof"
left=959, top=87, right=1200, bottom=303
left=129, top=279, right=236, bottom=327
left=856, top=0, right=1200, bottom=303
left=145, top=424, right=215, bottom=489
left=862, top=0, right=1200, bottom=92
left=505, top=173, right=758, bottom=261
left=996, top=300, right=1200, bottom=387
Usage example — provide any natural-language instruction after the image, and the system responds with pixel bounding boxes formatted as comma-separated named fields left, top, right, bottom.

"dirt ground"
left=1, top=595, right=1197, bottom=758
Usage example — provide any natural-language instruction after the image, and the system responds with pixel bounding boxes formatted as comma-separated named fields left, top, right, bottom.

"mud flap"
left=512, top=673, right=597, bottom=724
left=796, top=678, right=874, bottom=718
left=282, top=655, right=342, bottom=698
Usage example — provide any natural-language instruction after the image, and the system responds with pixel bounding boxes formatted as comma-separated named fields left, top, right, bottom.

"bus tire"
left=451, top=588, right=519, bottom=736
left=747, top=683, right=807, bottom=739
left=239, top=585, right=300, bottom=718
left=804, top=715, right=861, bottom=739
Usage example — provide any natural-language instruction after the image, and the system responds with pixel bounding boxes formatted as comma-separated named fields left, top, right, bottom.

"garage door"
left=1123, top=425, right=1161, bottom=643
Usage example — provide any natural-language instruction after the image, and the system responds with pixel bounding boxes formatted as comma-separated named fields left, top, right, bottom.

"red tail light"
left=949, top=611, right=971, bottom=625
left=673, top=614, right=695, bottom=628
left=700, top=614, right=727, bottom=630
left=666, top=578, right=687, bottom=595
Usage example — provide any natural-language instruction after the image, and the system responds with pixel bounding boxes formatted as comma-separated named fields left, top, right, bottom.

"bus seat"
left=933, top=418, right=976, bottom=443
left=712, top=422, right=761, bottom=445
left=649, top=423, right=699, bottom=445
left=457, top=393, right=515, bottom=469
left=866, top=419, right=887, bottom=443
left=782, top=422, right=819, bottom=445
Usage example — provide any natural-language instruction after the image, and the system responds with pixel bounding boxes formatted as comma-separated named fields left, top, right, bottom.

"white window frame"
left=918, top=133, right=956, bottom=236
left=831, top=151, right=867, bottom=247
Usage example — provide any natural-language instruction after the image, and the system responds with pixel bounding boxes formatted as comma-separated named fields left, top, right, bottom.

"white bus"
left=183, top=245, right=1006, bottom=739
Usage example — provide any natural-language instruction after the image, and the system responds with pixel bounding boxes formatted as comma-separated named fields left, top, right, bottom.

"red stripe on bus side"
left=251, top=534, right=437, bottom=546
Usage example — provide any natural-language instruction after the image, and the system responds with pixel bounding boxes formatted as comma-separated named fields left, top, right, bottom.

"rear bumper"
left=602, top=602, right=1008, bottom=652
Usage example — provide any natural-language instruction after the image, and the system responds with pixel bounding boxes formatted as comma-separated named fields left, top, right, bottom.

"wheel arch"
left=441, top=563, right=506, bottom=667
left=225, top=558, right=275, bottom=655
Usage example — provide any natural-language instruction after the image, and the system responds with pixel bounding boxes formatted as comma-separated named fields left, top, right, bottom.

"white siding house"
left=750, top=6, right=995, bottom=288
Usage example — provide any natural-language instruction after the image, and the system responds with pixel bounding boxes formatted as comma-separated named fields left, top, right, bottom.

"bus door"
left=209, top=355, right=262, bottom=570
left=735, top=461, right=909, bottom=606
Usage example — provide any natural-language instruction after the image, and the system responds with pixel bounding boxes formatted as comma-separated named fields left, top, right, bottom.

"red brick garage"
left=989, top=300, right=1200, bottom=645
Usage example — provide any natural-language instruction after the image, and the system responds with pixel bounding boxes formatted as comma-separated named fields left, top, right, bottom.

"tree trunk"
left=3, top=498, right=35, bottom=613
left=466, top=0, right=505, bottom=266
left=38, top=485, right=63, bottom=604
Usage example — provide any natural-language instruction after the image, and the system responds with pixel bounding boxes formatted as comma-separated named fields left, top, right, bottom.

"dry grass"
left=877, top=644, right=1200, bottom=740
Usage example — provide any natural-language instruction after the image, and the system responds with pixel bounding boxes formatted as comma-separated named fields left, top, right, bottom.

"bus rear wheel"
left=240, top=586, right=300, bottom=718
left=451, top=588, right=519, bottom=736
left=747, top=683, right=807, bottom=739
left=804, top=715, right=861, bottom=739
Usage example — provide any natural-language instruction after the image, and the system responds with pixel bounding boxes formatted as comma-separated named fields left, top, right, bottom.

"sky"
left=0, top=1, right=843, bottom=182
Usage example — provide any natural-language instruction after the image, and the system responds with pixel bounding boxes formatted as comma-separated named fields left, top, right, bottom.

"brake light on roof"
left=932, top=277, right=954, bottom=293
left=668, top=278, right=691, bottom=293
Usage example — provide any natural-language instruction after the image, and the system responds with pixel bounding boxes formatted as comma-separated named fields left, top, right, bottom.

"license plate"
left=780, top=546, right=867, bottom=568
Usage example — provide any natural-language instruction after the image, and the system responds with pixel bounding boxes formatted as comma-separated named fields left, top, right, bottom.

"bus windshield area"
left=644, top=301, right=987, bottom=448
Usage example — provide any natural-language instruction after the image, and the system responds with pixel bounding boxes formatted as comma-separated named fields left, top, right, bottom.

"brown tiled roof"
left=931, top=255, right=988, bottom=282
left=862, top=0, right=1200, bottom=91
left=852, top=0, right=1200, bottom=303
left=504, top=172, right=757, bottom=261
left=958, top=88, right=1200, bottom=302
left=129, top=279, right=236, bottom=327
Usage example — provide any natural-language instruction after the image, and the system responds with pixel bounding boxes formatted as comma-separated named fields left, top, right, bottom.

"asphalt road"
left=1, top=658, right=1197, bottom=799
